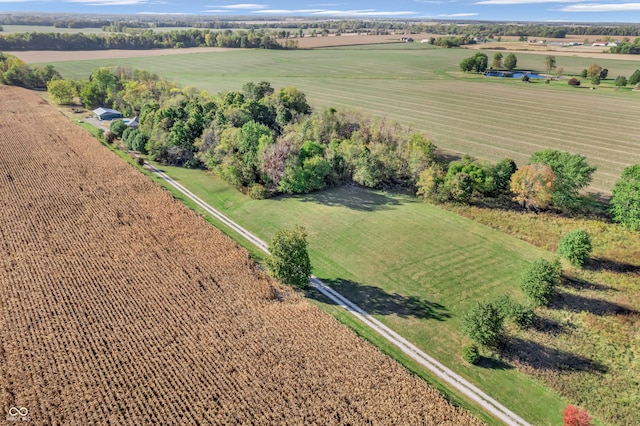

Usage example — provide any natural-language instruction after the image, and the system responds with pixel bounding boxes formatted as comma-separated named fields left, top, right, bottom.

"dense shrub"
left=266, top=225, right=312, bottom=288
left=462, top=344, right=480, bottom=365
left=568, top=78, right=581, bottom=86
left=248, top=183, right=268, bottom=199
left=495, top=294, right=534, bottom=328
left=462, top=301, right=504, bottom=347
left=557, top=229, right=592, bottom=267
left=110, top=119, right=127, bottom=138
left=563, top=405, right=592, bottom=426
left=519, top=258, right=561, bottom=307
left=104, top=131, right=116, bottom=144
left=610, top=164, right=640, bottom=231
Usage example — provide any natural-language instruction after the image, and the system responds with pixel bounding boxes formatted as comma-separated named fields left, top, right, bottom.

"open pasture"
left=39, top=46, right=640, bottom=194
left=0, top=85, right=482, bottom=425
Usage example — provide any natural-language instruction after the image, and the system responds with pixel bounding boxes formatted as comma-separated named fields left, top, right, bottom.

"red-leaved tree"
left=563, top=405, right=592, bottom=426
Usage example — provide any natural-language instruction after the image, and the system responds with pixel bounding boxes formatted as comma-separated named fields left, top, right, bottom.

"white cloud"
left=202, top=9, right=232, bottom=12
left=438, top=12, right=479, bottom=16
left=67, top=0, right=163, bottom=4
left=560, top=2, right=640, bottom=11
left=253, top=9, right=418, bottom=16
left=476, top=0, right=583, bottom=4
left=217, top=3, right=266, bottom=8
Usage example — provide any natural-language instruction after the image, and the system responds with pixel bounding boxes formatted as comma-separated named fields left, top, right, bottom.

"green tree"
left=47, top=79, right=75, bottom=105
left=460, top=57, right=476, bottom=73
left=529, top=149, right=596, bottom=209
left=614, top=75, right=627, bottom=86
left=492, top=52, right=503, bottom=69
left=504, top=53, right=518, bottom=70
left=520, top=258, right=561, bottom=307
left=265, top=225, right=312, bottom=288
left=110, top=119, right=127, bottom=138
left=544, top=55, right=556, bottom=75
left=628, top=69, right=640, bottom=85
left=610, top=164, right=640, bottom=231
left=599, top=68, right=608, bottom=79
left=580, top=69, right=588, bottom=78
left=493, top=158, right=517, bottom=191
left=416, top=164, right=446, bottom=203
left=557, top=229, right=592, bottom=267
left=462, top=301, right=504, bottom=347
left=462, top=344, right=480, bottom=365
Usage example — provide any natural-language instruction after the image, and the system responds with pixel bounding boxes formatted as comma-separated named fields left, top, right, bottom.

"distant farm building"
left=124, top=116, right=139, bottom=129
left=93, top=107, right=123, bottom=121
left=592, top=41, right=608, bottom=47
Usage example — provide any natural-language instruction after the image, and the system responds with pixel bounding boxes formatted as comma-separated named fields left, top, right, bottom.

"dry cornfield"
left=0, top=86, right=482, bottom=425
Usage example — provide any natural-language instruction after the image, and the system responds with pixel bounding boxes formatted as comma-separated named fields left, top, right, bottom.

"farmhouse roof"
left=93, top=107, right=121, bottom=116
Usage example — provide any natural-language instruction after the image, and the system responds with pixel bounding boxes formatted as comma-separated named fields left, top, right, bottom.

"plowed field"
left=0, top=86, right=481, bottom=425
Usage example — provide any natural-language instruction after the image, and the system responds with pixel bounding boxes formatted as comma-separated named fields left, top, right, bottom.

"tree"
left=504, top=53, right=517, bottom=70
left=462, top=301, right=504, bottom=347
left=529, top=149, right=596, bottom=209
left=563, top=405, right=592, bottom=426
left=610, top=164, right=640, bottom=231
left=544, top=55, right=556, bottom=75
left=510, top=164, right=555, bottom=210
left=416, top=164, right=446, bottom=203
left=492, top=52, right=503, bottom=69
left=557, top=229, right=592, bottom=267
left=460, top=57, right=476, bottom=73
left=265, top=225, right=312, bottom=288
left=590, top=75, right=601, bottom=87
left=448, top=172, right=473, bottom=202
left=599, top=68, right=608, bottom=79
left=586, top=63, right=602, bottom=77
left=568, top=78, right=581, bottom=86
left=520, top=258, right=561, bottom=307
left=110, top=119, right=127, bottom=138
left=47, top=79, right=75, bottom=105
left=580, top=69, right=588, bottom=78
left=628, top=69, right=640, bottom=85
left=492, top=158, right=517, bottom=192
left=614, top=75, right=627, bottom=86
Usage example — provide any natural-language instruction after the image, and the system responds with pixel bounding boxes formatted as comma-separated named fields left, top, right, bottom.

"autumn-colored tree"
left=563, top=405, right=592, bottom=426
left=587, top=63, right=603, bottom=77
left=510, top=164, right=555, bottom=209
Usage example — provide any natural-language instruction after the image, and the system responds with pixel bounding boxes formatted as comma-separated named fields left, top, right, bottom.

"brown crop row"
left=0, top=85, right=482, bottom=425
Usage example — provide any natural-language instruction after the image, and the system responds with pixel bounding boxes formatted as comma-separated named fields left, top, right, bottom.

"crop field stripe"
left=145, top=161, right=530, bottom=426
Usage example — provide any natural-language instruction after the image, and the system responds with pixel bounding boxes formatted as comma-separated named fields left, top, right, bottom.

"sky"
left=1, top=0, right=640, bottom=23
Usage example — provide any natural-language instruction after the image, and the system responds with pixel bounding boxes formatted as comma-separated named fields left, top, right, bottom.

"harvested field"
left=9, top=47, right=235, bottom=64
left=0, top=86, right=482, bottom=425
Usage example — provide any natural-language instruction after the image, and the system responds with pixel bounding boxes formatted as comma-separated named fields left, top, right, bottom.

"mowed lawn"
left=155, top=164, right=566, bottom=425
left=40, top=46, right=640, bottom=194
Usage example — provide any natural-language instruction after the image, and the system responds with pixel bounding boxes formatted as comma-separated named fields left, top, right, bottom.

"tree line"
left=0, top=52, right=60, bottom=89
left=35, top=62, right=640, bottom=231
left=0, top=28, right=288, bottom=51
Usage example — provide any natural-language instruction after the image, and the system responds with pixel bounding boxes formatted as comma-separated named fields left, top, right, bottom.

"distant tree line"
left=609, top=38, right=640, bottom=54
left=0, top=29, right=288, bottom=51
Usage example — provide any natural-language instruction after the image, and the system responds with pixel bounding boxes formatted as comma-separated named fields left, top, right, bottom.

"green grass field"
left=39, top=45, right=640, bottom=195
left=152, top=164, right=568, bottom=425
